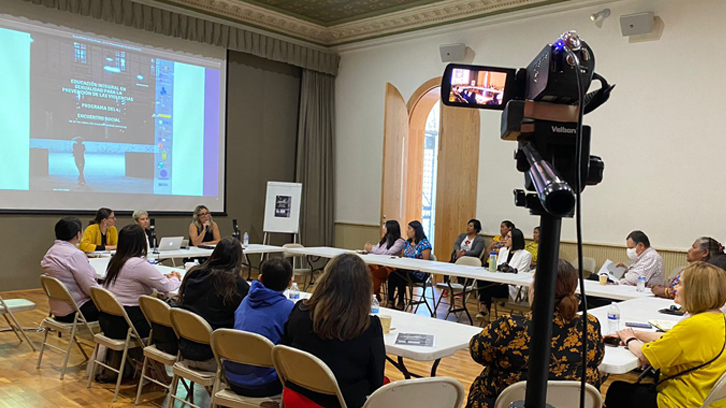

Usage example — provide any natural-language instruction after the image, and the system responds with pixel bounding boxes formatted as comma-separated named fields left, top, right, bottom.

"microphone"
left=149, top=218, right=158, bottom=254
left=232, top=219, right=241, bottom=241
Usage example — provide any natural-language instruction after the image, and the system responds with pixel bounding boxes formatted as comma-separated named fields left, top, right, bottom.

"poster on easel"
left=263, top=182, right=302, bottom=233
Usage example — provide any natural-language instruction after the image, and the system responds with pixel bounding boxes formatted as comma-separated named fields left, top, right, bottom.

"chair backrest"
left=139, top=295, right=173, bottom=328
left=90, top=286, right=144, bottom=342
left=283, top=243, right=304, bottom=258
left=702, top=370, right=726, bottom=407
left=362, top=377, right=465, bottom=408
left=669, top=265, right=687, bottom=281
left=455, top=256, right=482, bottom=267
left=40, top=275, right=81, bottom=312
left=494, top=380, right=602, bottom=408
left=572, top=258, right=597, bottom=274
left=271, top=345, right=347, bottom=408
left=211, top=328, right=275, bottom=368
left=170, top=308, right=213, bottom=345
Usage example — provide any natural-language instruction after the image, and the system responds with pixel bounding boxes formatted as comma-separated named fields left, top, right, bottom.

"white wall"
left=334, top=0, right=726, bottom=250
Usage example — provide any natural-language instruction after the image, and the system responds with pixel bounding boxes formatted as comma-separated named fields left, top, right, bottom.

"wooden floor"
left=0, top=288, right=636, bottom=407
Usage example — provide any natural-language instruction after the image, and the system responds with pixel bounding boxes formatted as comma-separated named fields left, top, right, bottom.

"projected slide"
left=0, top=16, right=226, bottom=212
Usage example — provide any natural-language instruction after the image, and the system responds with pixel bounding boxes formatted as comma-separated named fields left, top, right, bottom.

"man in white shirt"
left=617, top=230, right=665, bottom=287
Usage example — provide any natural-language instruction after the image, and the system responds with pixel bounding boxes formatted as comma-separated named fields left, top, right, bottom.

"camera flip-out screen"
left=441, top=64, right=516, bottom=110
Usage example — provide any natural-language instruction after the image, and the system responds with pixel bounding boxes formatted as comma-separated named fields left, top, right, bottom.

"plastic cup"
left=599, top=274, right=608, bottom=286
left=379, top=315, right=392, bottom=334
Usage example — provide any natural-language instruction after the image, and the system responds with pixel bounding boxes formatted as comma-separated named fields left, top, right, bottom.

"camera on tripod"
left=440, top=30, right=614, bottom=217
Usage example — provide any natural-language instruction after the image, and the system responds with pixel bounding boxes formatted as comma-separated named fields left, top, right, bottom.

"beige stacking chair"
left=434, top=256, right=481, bottom=324
left=272, top=344, right=347, bottom=408
left=494, top=380, right=602, bottom=408
left=363, top=377, right=465, bottom=408
left=702, top=370, right=726, bottom=408
left=0, top=294, right=37, bottom=351
left=167, top=308, right=216, bottom=408
left=210, top=329, right=282, bottom=408
left=135, top=295, right=178, bottom=405
left=37, top=275, right=100, bottom=379
left=87, top=287, right=146, bottom=402
left=572, top=257, right=598, bottom=279
left=283, top=244, right=315, bottom=290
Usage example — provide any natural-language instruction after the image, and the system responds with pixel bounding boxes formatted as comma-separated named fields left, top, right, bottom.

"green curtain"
left=21, top=0, right=339, bottom=75
left=296, top=70, right=335, bottom=246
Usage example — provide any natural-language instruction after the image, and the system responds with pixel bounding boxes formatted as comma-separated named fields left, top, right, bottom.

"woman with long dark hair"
left=364, top=220, right=405, bottom=300
left=100, top=225, right=181, bottom=339
left=476, top=228, right=532, bottom=320
left=177, top=237, right=250, bottom=370
left=386, top=220, right=432, bottom=309
left=79, top=207, right=119, bottom=252
left=283, top=254, right=385, bottom=408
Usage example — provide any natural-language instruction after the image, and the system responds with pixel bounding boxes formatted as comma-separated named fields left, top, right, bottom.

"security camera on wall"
left=439, top=43, right=467, bottom=62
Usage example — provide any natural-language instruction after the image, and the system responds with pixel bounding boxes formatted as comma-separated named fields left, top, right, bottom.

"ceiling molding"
left=153, top=0, right=570, bottom=46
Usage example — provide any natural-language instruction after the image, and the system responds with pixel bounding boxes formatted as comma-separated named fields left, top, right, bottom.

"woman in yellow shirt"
left=605, top=262, right=726, bottom=408
left=79, top=208, right=118, bottom=252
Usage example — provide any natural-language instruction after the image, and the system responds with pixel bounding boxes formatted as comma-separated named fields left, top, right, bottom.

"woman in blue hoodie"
left=226, top=258, right=294, bottom=397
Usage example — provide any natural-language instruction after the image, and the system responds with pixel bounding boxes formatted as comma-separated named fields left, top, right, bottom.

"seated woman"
left=364, top=220, right=405, bottom=301
left=466, top=259, right=604, bottom=408
left=132, top=210, right=152, bottom=251
left=188, top=205, right=220, bottom=246
left=605, top=261, right=726, bottom=408
left=476, top=228, right=532, bottom=320
left=283, top=254, right=385, bottom=408
left=483, top=220, right=515, bottom=262
left=79, top=208, right=118, bottom=252
left=652, top=236, right=723, bottom=299
left=178, top=237, right=250, bottom=371
left=525, top=226, right=540, bottom=267
left=387, top=221, right=432, bottom=310
left=100, top=225, right=181, bottom=339
left=453, top=219, right=485, bottom=261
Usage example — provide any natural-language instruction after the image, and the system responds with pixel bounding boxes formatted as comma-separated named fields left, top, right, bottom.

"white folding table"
left=589, top=297, right=682, bottom=374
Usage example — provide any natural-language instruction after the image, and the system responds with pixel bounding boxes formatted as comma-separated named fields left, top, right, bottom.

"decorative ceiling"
left=154, top=0, right=565, bottom=46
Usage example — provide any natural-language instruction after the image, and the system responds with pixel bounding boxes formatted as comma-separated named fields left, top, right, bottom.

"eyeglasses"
left=108, top=216, right=116, bottom=220
left=199, top=212, right=210, bottom=216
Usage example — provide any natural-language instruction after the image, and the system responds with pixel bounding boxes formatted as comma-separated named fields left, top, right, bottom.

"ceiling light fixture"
left=590, top=8, right=611, bottom=23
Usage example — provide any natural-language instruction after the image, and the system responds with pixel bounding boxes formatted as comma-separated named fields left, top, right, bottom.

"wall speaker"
left=439, top=43, right=466, bottom=62
left=620, top=12, right=654, bottom=36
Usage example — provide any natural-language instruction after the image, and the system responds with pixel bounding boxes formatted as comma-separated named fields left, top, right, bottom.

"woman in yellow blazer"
left=79, top=208, right=118, bottom=252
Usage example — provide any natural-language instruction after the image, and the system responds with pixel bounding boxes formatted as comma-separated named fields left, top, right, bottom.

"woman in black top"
left=188, top=204, right=221, bottom=246
left=283, top=254, right=385, bottom=408
left=178, top=237, right=249, bottom=370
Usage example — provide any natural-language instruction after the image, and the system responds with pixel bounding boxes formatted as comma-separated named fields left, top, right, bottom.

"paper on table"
left=395, top=333, right=435, bottom=347
left=649, top=319, right=678, bottom=331
left=597, top=259, right=627, bottom=282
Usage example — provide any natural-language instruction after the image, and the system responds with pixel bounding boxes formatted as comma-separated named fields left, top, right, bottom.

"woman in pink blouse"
left=364, top=220, right=405, bottom=301
left=100, top=225, right=181, bottom=339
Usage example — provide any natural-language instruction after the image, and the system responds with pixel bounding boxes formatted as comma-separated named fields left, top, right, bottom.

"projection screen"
left=0, top=15, right=227, bottom=213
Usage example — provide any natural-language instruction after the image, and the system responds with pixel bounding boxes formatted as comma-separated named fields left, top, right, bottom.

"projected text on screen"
left=0, top=16, right=226, bottom=213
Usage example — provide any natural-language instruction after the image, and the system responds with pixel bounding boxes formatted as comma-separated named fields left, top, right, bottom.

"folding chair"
left=702, top=369, right=726, bottom=408
left=283, top=244, right=315, bottom=290
left=363, top=377, right=465, bottom=408
left=494, top=380, right=602, bottom=408
left=37, top=275, right=100, bottom=379
left=434, top=256, right=481, bottom=324
left=0, top=294, right=37, bottom=351
left=87, top=287, right=146, bottom=402
left=210, top=329, right=282, bottom=408
left=272, top=345, right=347, bottom=408
left=167, top=308, right=216, bottom=408
left=135, top=295, right=179, bottom=405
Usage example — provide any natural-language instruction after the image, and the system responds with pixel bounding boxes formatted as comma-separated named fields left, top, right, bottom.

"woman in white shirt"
left=477, top=228, right=532, bottom=320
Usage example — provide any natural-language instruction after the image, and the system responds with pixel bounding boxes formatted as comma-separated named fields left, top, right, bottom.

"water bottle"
left=636, top=276, right=646, bottom=292
left=289, top=283, right=300, bottom=300
left=243, top=232, right=249, bottom=248
left=371, top=296, right=380, bottom=314
left=607, top=302, right=621, bottom=335
left=489, top=251, right=497, bottom=272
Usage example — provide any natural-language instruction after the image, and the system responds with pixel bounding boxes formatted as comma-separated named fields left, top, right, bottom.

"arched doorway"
left=382, top=79, right=481, bottom=261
